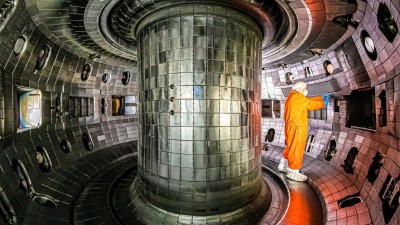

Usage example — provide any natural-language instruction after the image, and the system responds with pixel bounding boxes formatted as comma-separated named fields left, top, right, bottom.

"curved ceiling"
left=25, top=0, right=360, bottom=67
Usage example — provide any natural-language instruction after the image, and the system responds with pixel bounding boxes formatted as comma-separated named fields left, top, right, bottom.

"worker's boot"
left=277, top=157, right=288, bottom=173
left=286, top=167, right=307, bottom=182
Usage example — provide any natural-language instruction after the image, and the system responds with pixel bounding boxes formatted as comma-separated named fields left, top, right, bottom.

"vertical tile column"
left=132, top=4, right=270, bottom=224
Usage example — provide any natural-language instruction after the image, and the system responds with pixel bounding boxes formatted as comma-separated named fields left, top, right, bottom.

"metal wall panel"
left=133, top=4, right=268, bottom=224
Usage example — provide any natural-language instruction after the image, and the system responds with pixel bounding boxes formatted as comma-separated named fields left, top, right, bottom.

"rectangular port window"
left=344, top=88, right=376, bottom=131
left=112, top=96, right=137, bottom=116
left=17, top=87, right=42, bottom=132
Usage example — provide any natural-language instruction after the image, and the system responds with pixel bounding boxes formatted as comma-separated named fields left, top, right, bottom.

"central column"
left=132, top=3, right=270, bottom=224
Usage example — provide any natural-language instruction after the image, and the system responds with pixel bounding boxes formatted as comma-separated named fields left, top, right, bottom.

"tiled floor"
left=262, top=145, right=373, bottom=225
left=21, top=142, right=136, bottom=225
left=21, top=143, right=373, bottom=225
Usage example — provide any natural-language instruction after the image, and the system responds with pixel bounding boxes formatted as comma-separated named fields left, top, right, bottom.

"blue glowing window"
left=18, top=88, right=42, bottom=132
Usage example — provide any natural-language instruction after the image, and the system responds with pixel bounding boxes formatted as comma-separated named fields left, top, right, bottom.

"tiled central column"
left=132, top=4, right=270, bottom=224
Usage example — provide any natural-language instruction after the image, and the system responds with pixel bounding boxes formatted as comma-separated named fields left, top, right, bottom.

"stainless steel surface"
left=132, top=4, right=269, bottom=224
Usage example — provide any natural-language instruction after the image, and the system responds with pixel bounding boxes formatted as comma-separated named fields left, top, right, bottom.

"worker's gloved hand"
left=322, top=93, right=330, bottom=107
left=322, top=93, right=330, bottom=101
left=323, top=98, right=329, bottom=107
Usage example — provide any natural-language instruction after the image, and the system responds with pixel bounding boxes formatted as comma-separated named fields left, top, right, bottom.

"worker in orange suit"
left=278, top=81, right=329, bottom=182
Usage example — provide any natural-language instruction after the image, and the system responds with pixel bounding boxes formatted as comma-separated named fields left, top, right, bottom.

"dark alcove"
left=305, top=134, right=315, bottom=152
left=122, top=71, right=131, bottom=85
left=35, top=45, right=51, bottom=70
left=265, top=128, right=275, bottom=142
left=377, top=3, right=398, bottom=43
left=341, top=147, right=358, bottom=174
left=55, top=96, right=61, bottom=114
left=262, top=128, right=275, bottom=151
left=323, top=60, right=334, bottom=75
left=332, top=14, right=359, bottom=29
left=35, top=146, right=52, bottom=172
left=262, top=100, right=280, bottom=118
left=344, top=88, right=376, bottom=131
left=82, top=133, right=94, bottom=151
left=12, top=159, right=32, bottom=194
left=334, top=99, right=340, bottom=113
left=378, top=90, right=387, bottom=127
left=60, top=139, right=71, bottom=153
left=285, top=72, right=294, bottom=85
left=101, top=98, right=108, bottom=114
left=81, top=64, right=92, bottom=81
left=367, top=152, right=384, bottom=184
left=324, top=139, right=336, bottom=161
left=338, top=192, right=362, bottom=208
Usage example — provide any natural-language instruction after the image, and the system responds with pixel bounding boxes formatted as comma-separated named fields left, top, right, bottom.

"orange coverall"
left=283, top=90, right=325, bottom=170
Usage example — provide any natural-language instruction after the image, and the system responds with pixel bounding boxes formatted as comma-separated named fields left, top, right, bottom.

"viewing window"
left=18, top=87, right=42, bottom=132
left=112, top=96, right=137, bottom=116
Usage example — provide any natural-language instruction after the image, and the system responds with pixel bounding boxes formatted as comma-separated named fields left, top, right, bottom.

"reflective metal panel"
left=134, top=3, right=267, bottom=225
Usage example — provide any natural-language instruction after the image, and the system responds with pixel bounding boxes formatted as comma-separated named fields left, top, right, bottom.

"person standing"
left=278, top=81, right=329, bottom=181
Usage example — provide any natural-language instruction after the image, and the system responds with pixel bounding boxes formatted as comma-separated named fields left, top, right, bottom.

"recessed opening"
left=334, top=99, right=340, bottom=112
left=305, top=134, right=315, bottom=152
left=82, top=133, right=94, bottom=151
left=35, top=45, right=51, bottom=70
left=324, top=139, right=336, bottom=161
left=60, top=140, right=71, bottom=153
left=308, top=108, right=327, bottom=120
left=35, top=146, right=52, bottom=172
left=265, top=128, right=275, bottom=142
left=262, top=99, right=280, bottom=118
left=102, top=73, right=111, bottom=83
left=344, top=88, right=376, bottom=131
left=0, top=185, right=16, bottom=224
left=323, top=60, right=334, bottom=75
left=13, top=36, right=27, bottom=55
left=17, top=87, right=42, bottom=133
left=112, top=96, right=137, bottom=116
left=101, top=98, right=108, bottom=114
left=367, top=152, right=384, bottom=183
left=360, top=30, right=377, bottom=61
left=12, top=159, right=31, bottom=193
left=285, top=72, right=294, bottom=84
left=342, top=147, right=358, bottom=174
left=304, top=67, right=313, bottom=78
left=332, top=14, right=359, bottom=29
left=81, top=64, right=92, bottom=81
left=338, top=192, right=362, bottom=208
left=378, top=90, right=387, bottom=127
left=379, top=174, right=400, bottom=223
left=122, top=71, right=131, bottom=85
left=377, top=3, right=398, bottom=43
left=31, top=194, right=58, bottom=208
left=68, top=96, right=94, bottom=118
